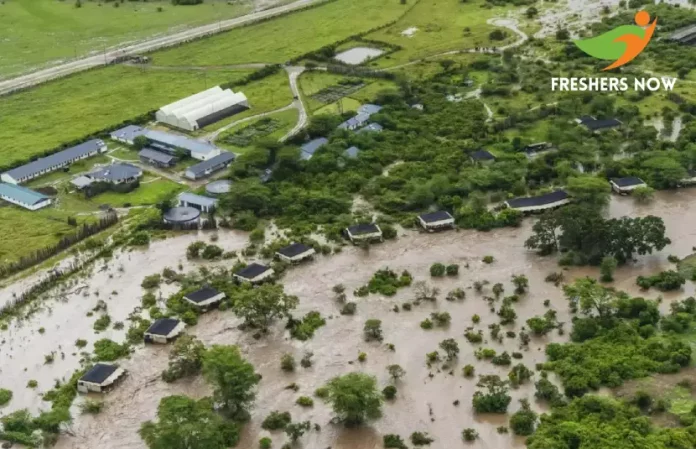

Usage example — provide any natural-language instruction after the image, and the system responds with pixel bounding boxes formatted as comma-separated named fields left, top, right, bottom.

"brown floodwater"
left=3, top=190, right=696, bottom=448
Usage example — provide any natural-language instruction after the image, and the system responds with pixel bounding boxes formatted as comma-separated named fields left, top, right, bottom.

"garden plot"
left=334, top=47, right=385, bottom=65
left=310, top=81, right=366, bottom=104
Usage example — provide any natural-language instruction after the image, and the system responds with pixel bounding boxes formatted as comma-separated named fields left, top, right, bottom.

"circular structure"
left=205, top=179, right=232, bottom=196
left=163, top=207, right=201, bottom=224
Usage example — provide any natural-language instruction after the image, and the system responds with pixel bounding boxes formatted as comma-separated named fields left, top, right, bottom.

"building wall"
left=0, top=194, right=52, bottom=211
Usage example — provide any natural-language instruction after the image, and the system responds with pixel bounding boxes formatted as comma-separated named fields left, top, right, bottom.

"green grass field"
left=151, top=0, right=409, bottom=66
left=299, top=71, right=398, bottom=114
left=0, top=0, right=253, bottom=77
left=0, top=66, right=252, bottom=167
left=217, top=108, right=299, bottom=153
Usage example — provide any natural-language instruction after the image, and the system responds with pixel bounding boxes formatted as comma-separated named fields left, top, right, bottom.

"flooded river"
left=3, top=190, right=696, bottom=448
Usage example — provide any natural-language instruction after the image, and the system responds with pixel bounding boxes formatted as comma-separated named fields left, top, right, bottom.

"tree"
left=387, top=364, right=406, bottom=382
left=162, top=335, right=206, bottom=382
left=325, top=372, right=382, bottom=425
left=509, top=399, right=537, bottom=436
left=511, top=274, right=529, bottom=294
left=201, top=345, right=259, bottom=417
left=140, top=396, right=239, bottom=449
left=525, top=6, right=538, bottom=18
left=285, top=420, right=310, bottom=443
left=633, top=186, right=655, bottom=203
left=439, top=338, right=460, bottom=360
left=566, top=176, right=611, bottom=209
left=133, top=135, right=149, bottom=150
left=364, top=319, right=383, bottom=342
left=232, top=284, right=298, bottom=329
left=563, top=277, right=615, bottom=317
left=430, top=263, right=446, bottom=277
left=472, top=375, right=511, bottom=413
left=600, top=256, right=617, bottom=282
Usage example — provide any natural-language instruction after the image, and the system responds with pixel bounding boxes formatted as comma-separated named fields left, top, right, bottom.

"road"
left=0, top=0, right=318, bottom=96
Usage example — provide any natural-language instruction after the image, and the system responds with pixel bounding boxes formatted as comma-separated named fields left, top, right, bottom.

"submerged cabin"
left=276, top=242, right=316, bottom=263
left=183, top=287, right=226, bottom=310
left=505, top=190, right=570, bottom=213
left=234, top=263, right=274, bottom=284
left=523, top=142, right=553, bottom=157
left=610, top=177, right=647, bottom=194
left=418, top=211, right=455, bottom=231
left=470, top=150, right=496, bottom=163
left=78, top=363, right=127, bottom=394
left=144, top=318, right=185, bottom=344
left=345, top=223, right=383, bottom=243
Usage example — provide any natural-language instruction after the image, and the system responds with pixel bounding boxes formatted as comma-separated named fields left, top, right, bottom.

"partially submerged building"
left=300, top=138, right=328, bottom=161
left=156, top=86, right=249, bottom=131
left=139, top=148, right=177, bottom=168
left=345, top=223, right=383, bottom=243
left=0, top=183, right=53, bottom=211
left=144, top=318, right=185, bottom=344
left=184, top=287, right=226, bottom=310
left=418, top=211, right=455, bottom=231
left=184, top=151, right=235, bottom=180
left=610, top=177, right=647, bottom=194
left=1, top=139, right=107, bottom=185
left=505, top=190, right=570, bottom=213
left=177, top=192, right=218, bottom=213
left=77, top=363, right=127, bottom=394
left=276, top=242, right=316, bottom=263
left=234, top=263, right=274, bottom=284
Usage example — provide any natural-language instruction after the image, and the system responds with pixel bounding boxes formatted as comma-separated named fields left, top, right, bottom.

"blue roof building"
left=300, top=138, right=328, bottom=161
left=0, top=183, right=53, bottom=211
left=184, top=152, right=235, bottom=180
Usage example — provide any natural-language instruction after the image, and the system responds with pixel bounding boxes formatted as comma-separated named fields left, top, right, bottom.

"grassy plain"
left=299, top=71, right=398, bottom=113
left=0, top=0, right=253, bottom=77
left=89, top=177, right=184, bottom=208
left=0, top=66, right=252, bottom=167
left=151, top=0, right=409, bottom=66
left=217, top=109, right=299, bottom=153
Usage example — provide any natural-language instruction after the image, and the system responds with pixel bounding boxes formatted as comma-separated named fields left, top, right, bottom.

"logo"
left=573, top=11, right=656, bottom=71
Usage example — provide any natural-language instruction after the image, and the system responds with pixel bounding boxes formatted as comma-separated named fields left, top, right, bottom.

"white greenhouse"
left=156, top=86, right=249, bottom=131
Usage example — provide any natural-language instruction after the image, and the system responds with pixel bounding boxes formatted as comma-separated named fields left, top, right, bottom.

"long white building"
left=156, top=86, right=249, bottom=131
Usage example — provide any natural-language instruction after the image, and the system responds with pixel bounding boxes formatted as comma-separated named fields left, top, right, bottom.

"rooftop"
left=277, top=242, right=313, bottom=258
left=178, top=192, right=218, bottom=208
left=357, top=123, right=383, bottom=133
left=611, top=177, right=645, bottom=187
left=163, top=206, right=201, bottom=223
left=0, top=183, right=51, bottom=206
left=80, top=363, right=120, bottom=384
left=146, top=318, right=182, bottom=336
left=506, top=190, right=569, bottom=209
left=235, top=262, right=271, bottom=279
left=470, top=149, right=495, bottom=161
left=145, top=130, right=219, bottom=156
left=419, top=210, right=454, bottom=223
left=300, top=138, right=328, bottom=160
left=4, top=139, right=105, bottom=181
left=186, top=151, right=235, bottom=176
left=344, top=146, right=360, bottom=159
left=139, top=148, right=176, bottom=164
left=358, top=104, right=383, bottom=115
left=110, top=125, right=147, bottom=142
left=184, top=287, right=222, bottom=304
left=89, top=163, right=142, bottom=182
left=347, top=223, right=380, bottom=235
left=581, top=118, right=622, bottom=131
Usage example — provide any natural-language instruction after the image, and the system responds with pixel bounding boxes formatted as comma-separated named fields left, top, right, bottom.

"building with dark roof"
left=78, top=363, right=127, bottom=393
left=357, top=123, right=383, bottom=133
left=177, top=192, right=218, bottom=213
left=206, top=179, right=232, bottom=196
left=144, top=318, right=186, bottom=344
left=610, top=177, right=647, bottom=194
left=300, top=138, right=328, bottom=161
left=139, top=148, right=176, bottom=168
left=276, top=242, right=316, bottom=263
left=110, top=125, right=147, bottom=145
left=418, top=211, right=455, bottom=231
left=577, top=116, right=622, bottom=132
left=0, top=183, right=53, bottom=211
left=184, top=151, right=235, bottom=180
left=522, top=142, right=553, bottom=157
left=1, top=139, right=107, bottom=185
left=345, top=223, right=383, bottom=243
left=144, top=130, right=221, bottom=161
left=234, top=263, right=274, bottom=284
left=505, top=190, right=570, bottom=213
left=89, top=163, right=143, bottom=185
left=669, top=24, right=696, bottom=45
left=470, top=149, right=496, bottom=162
left=163, top=206, right=201, bottom=225
left=184, top=287, right=226, bottom=310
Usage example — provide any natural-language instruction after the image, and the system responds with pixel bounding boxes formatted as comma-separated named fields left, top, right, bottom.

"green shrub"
left=446, top=264, right=459, bottom=276
left=383, top=434, right=408, bottom=449
left=287, top=311, right=326, bottom=341
left=281, top=354, right=296, bottom=372
left=296, top=396, right=314, bottom=407
left=383, top=385, right=397, bottom=400
left=430, top=263, right=446, bottom=277
left=93, top=314, right=111, bottom=331
left=410, top=431, right=434, bottom=446
left=261, top=411, right=292, bottom=430
left=80, top=399, right=104, bottom=414
left=341, top=302, right=357, bottom=315
left=0, top=388, right=13, bottom=405
left=141, top=274, right=162, bottom=290
left=259, top=437, right=272, bottom=449
left=93, top=339, right=129, bottom=361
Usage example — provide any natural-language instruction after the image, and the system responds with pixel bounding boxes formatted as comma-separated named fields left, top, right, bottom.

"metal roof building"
left=110, top=125, right=147, bottom=145
left=89, top=163, right=143, bottom=184
left=139, top=148, right=176, bottom=168
left=505, top=190, right=570, bottom=213
left=177, top=192, right=218, bottom=213
left=300, top=138, right=328, bottom=161
left=144, top=130, right=221, bottom=161
left=1, top=139, right=107, bottom=184
left=156, top=86, right=249, bottom=131
left=184, top=151, right=235, bottom=180
left=0, top=183, right=53, bottom=211
left=163, top=206, right=201, bottom=224
left=344, top=146, right=360, bottom=159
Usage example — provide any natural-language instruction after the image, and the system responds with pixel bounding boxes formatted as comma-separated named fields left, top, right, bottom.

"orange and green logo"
left=574, top=11, right=657, bottom=71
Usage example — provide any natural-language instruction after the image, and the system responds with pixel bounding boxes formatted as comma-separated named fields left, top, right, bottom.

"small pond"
left=334, top=47, right=384, bottom=65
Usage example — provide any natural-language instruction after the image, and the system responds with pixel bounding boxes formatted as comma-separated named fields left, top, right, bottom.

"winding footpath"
left=0, top=0, right=318, bottom=96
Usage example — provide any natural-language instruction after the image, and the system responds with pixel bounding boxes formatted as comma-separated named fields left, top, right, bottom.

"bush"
left=410, top=431, right=434, bottom=446
left=260, top=437, right=272, bottom=449
left=636, top=270, right=685, bottom=291
left=27, top=380, right=38, bottom=388
left=430, top=263, right=446, bottom=277
left=341, top=302, right=357, bottom=315
left=75, top=339, right=88, bottom=348
left=383, top=434, right=408, bottom=449
left=261, top=411, right=292, bottom=430
left=80, top=399, right=104, bottom=414
left=462, top=428, right=478, bottom=441
left=383, top=385, right=397, bottom=400
left=281, top=354, right=296, bottom=372
left=446, top=264, right=459, bottom=276
left=0, top=388, right=13, bottom=405
left=93, top=339, right=129, bottom=361
left=141, top=274, right=162, bottom=290
left=472, top=375, right=511, bottom=413
left=314, top=387, right=329, bottom=399
left=463, top=365, right=475, bottom=377
left=420, top=318, right=433, bottom=329
left=296, top=396, right=314, bottom=407
left=93, top=314, right=111, bottom=331
left=364, top=319, right=383, bottom=341
left=509, top=399, right=537, bottom=436
left=482, top=255, right=495, bottom=264
left=287, top=311, right=326, bottom=341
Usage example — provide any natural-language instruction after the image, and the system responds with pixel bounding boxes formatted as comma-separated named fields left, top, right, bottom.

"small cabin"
left=418, top=211, right=455, bottom=231
left=522, top=142, right=553, bottom=158
left=610, top=177, right=647, bottom=194
left=78, top=363, right=127, bottom=394
left=276, top=243, right=316, bottom=264
left=345, top=223, right=383, bottom=243
left=470, top=149, right=496, bottom=163
left=144, top=318, right=185, bottom=344
left=505, top=190, right=570, bottom=213
left=234, top=263, right=274, bottom=284
left=183, top=287, right=226, bottom=311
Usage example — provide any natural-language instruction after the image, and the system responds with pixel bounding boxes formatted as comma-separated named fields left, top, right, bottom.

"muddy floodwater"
left=3, top=190, right=696, bottom=448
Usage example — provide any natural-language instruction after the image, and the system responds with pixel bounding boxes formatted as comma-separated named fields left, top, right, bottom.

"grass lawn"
left=503, top=120, right=552, bottom=142
left=151, top=0, right=409, bottom=67
left=365, top=0, right=516, bottom=68
left=0, top=0, right=253, bottom=77
left=314, top=98, right=362, bottom=115
left=108, top=147, right=140, bottom=162
left=217, top=108, right=299, bottom=154
left=84, top=176, right=184, bottom=208
left=299, top=71, right=397, bottom=114
left=0, top=206, right=95, bottom=265
left=0, top=66, right=252, bottom=168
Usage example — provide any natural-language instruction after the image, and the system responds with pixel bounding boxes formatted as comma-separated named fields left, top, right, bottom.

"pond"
left=334, top=47, right=385, bottom=65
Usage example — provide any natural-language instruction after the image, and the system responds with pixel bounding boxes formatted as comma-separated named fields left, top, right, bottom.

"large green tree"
left=202, top=345, right=259, bottom=417
left=232, top=284, right=298, bottom=329
left=325, top=372, right=382, bottom=425
left=140, top=396, right=239, bottom=449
